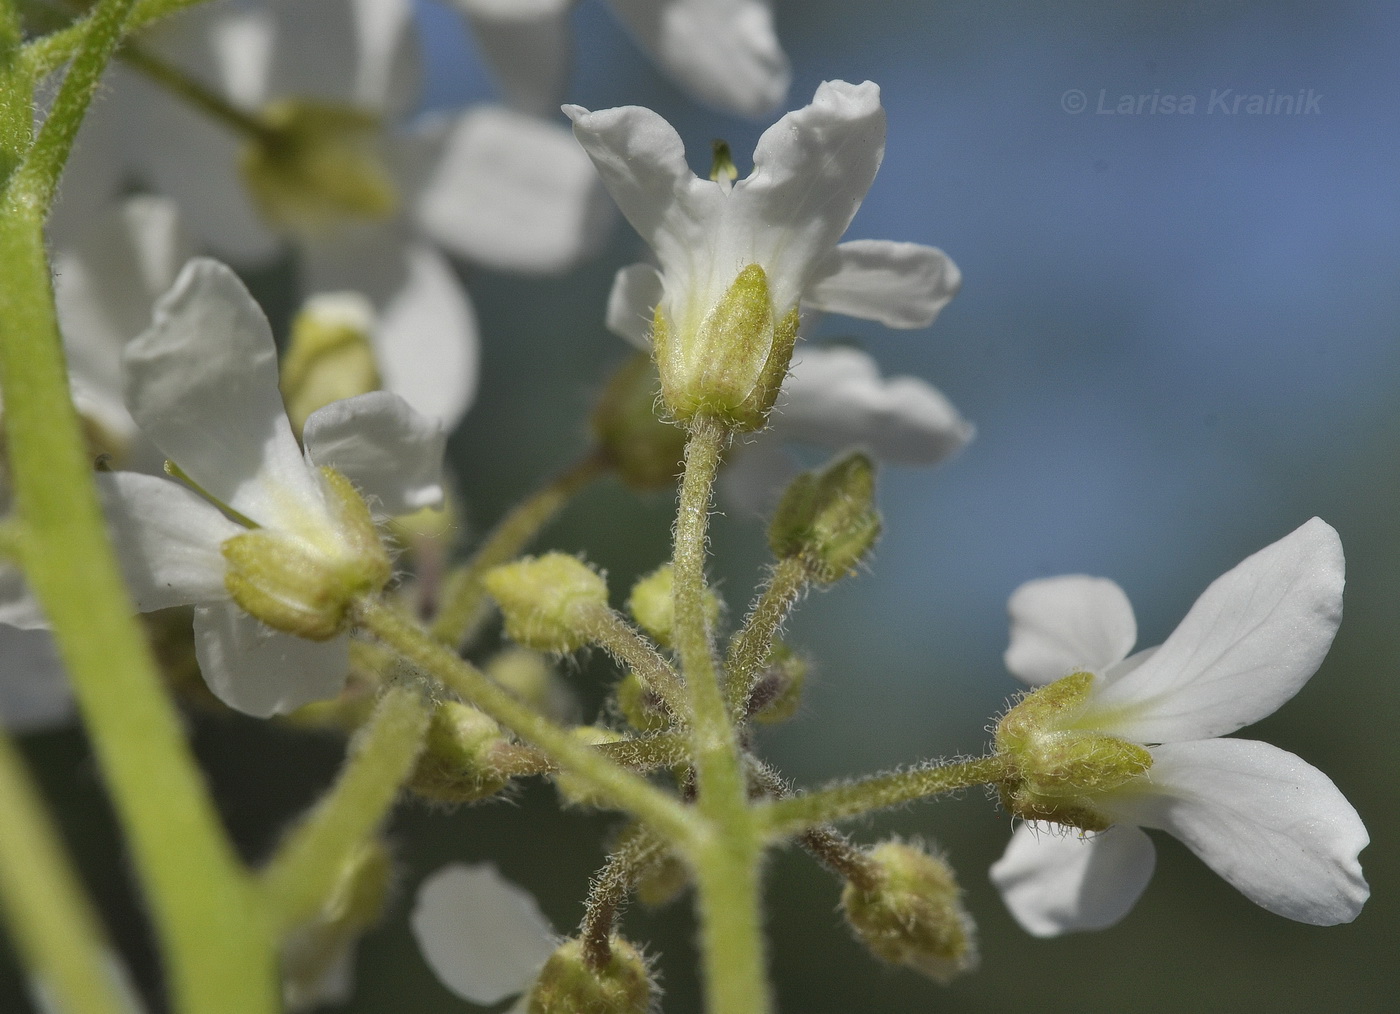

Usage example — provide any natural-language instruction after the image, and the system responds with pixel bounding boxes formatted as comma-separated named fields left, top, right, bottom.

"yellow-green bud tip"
left=409, top=701, right=513, bottom=804
left=709, top=139, right=739, bottom=184
left=769, top=451, right=882, bottom=583
left=626, top=563, right=720, bottom=649
left=526, top=937, right=655, bottom=1014
left=483, top=553, right=609, bottom=653
left=281, top=292, right=382, bottom=434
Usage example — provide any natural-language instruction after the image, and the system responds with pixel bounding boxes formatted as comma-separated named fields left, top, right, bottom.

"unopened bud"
left=554, top=726, right=626, bottom=808
left=841, top=841, right=977, bottom=984
left=747, top=642, right=808, bottom=724
left=592, top=354, right=687, bottom=490
left=768, top=452, right=881, bottom=583
left=409, top=701, right=513, bottom=804
left=483, top=554, right=609, bottom=653
left=281, top=292, right=381, bottom=433
left=653, top=263, right=800, bottom=431
left=994, top=671, right=1153, bottom=832
left=524, top=936, right=655, bottom=1014
left=626, top=564, right=720, bottom=649
left=615, top=671, right=668, bottom=734
left=222, top=468, right=390, bottom=639
left=635, top=851, right=689, bottom=908
left=485, top=647, right=577, bottom=724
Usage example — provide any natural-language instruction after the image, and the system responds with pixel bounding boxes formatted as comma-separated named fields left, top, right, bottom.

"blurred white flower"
left=96, top=259, right=446, bottom=717
left=411, top=863, right=557, bottom=1011
left=457, top=0, right=791, bottom=118
left=989, top=519, right=1370, bottom=936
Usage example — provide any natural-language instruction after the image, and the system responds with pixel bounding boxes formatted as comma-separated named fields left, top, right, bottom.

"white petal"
left=805, top=240, right=961, bottom=329
left=0, top=628, right=74, bottom=731
left=773, top=345, right=973, bottom=465
left=206, top=7, right=273, bottom=109
left=193, top=604, right=349, bottom=718
left=303, top=392, right=446, bottom=515
left=124, top=259, right=329, bottom=529
left=454, top=0, right=572, bottom=117
left=1004, top=575, right=1137, bottom=686
left=348, top=0, right=421, bottom=113
left=716, top=435, right=801, bottom=515
left=1090, top=518, right=1344, bottom=742
left=605, top=263, right=663, bottom=348
left=0, top=567, right=49, bottom=631
left=415, top=106, right=614, bottom=274
left=374, top=245, right=480, bottom=429
left=411, top=863, right=556, bottom=1005
left=1116, top=739, right=1369, bottom=925
left=990, top=823, right=1156, bottom=937
left=95, top=472, right=240, bottom=612
left=262, top=0, right=359, bottom=105
left=727, top=80, right=886, bottom=313
left=43, top=71, right=129, bottom=249
left=604, top=0, right=790, bottom=118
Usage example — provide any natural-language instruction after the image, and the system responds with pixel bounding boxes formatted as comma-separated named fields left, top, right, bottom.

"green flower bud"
left=654, top=263, right=800, bottom=431
left=222, top=468, right=391, bottom=639
left=615, top=671, right=669, bottom=734
left=409, top=701, right=513, bottom=804
left=746, top=642, right=808, bottom=724
left=554, top=726, right=626, bottom=809
left=240, top=100, right=398, bottom=236
left=485, top=646, right=576, bottom=723
left=841, top=841, right=977, bottom=984
left=768, top=452, right=882, bottom=584
left=483, top=554, right=609, bottom=653
left=634, top=851, right=689, bottom=909
left=591, top=354, right=687, bottom=491
left=995, top=671, right=1154, bottom=831
left=626, top=564, right=720, bottom=649
left=525, top=937, right=655, bottom=1014
left=280, top=292, right=382, bottom=434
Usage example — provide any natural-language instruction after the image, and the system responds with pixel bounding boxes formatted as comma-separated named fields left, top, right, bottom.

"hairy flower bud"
left=995, top=671, right=1154, bottom=831
left=485, top=647, right=577, bottom=724
left=483, top=554, right=609, bottom=653
left=221, top=468, right=391, bottom=639
left=841, top=841, right=977, bottom=984
left=626, top=564, right=720, bottom=649
left=768, top=452, right=881, bottom=583
left=554, top=726, right=626, bottom=809
left=746, top=642, right=808, bottom=724
left=281, top=292, right=382, bottom=434
left=592, top=354, right=687, bottom=490
left=524, top=936, right=655, bottom=1014
left=409, top=701, right=513, bottom=804
left=653, top=263, right=800, bottom=431
left=615, top=672, right=668, bottom=734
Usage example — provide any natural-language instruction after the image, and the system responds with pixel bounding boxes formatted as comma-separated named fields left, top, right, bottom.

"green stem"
left=0, top=1, right=277, bottom=1010
left=0, top=730, right=129, bottom=1014
left=488, top=731, right=691, bottom=780
left=579, top=825, right=668, bottom=970
left=23, top=0, right=211, bottom=78
left=431, top=451, right=606, bottom=647
left=690, top=829, right=770, bottom=1014
left=580, top=605, right=687, bottom=717
left=747, top=763, right=878, bottom=892
left=2, top=0, right=28, bottom=183
left=119, top=41, right=276, bottom=143
left=725, top=555, right=807, bottom=715
left=759, top=756, right=1009, bottom=840
left=260, top=685, right=429, bottom=932
left=356, top=597, right=698, bottom=845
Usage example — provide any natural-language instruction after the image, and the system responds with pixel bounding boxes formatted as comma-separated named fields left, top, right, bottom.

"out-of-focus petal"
left=717, top=435, right=802, bottom=515
left=303, top=392, right=446, bottom=515
left=124, top=259, right=328, bottom=529
left=805, top=240, right=961, bottom=329
left=1004, top=575, right=1137, bottom=686
left=990, top=823, right=1156, bottom=937
left=454, top=0, right=572, bottom=117
left=0, top=567, right=49, bottom=631
left=262, top=0, right=359, bottom=105
left=415, top=106, right=614, bottom=274
left=193, top=603, right=349, bottom=717
left=95, top=472, right=240, bottom=612
left=605, top=263, right=663, bottom=348
left=1113, top=739, right=1369, bottom=926
left=348, top=0, right=421, bottom=113
left=0, top=628, right=74, bottom=731
left=774, top=345, right=973, bottom=464
left=411, top=863, right=556, bottom=1005
left=1090, top=518, right=1344, bottom=743
left=604, top=0, right=790, bottom=118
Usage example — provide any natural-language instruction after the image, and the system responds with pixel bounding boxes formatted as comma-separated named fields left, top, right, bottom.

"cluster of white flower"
left=0, top=0, right=1370, bottom=1010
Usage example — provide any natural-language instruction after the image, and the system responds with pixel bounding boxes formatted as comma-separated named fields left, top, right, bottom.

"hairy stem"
left=23, top=0, right=212, bottom=78
left=580, top=826, right=669, bottom=970
left=748, top=763, right=878, bottom=892
left=725, top=555, right=807, bottom=714
left=580, top=605, right=687, bottom=717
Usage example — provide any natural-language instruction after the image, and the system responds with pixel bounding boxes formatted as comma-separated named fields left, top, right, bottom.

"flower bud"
left=240, top=100, right=398, bottom=235
left=768, top=452, right=881, bottom=584
left=626, top=564, right=720, bottom=649
left=409, top=701, right=513, bottom=804
left=483, top=554, right=609, bottom=653
left=221, top=468, right=390, bottom=639
left=485, top=646, right=577, bottom=724
left=634, top=851, right=689, bottom=908
left=994, top=671, right=1153, bottom=831
left=615, top=672, right=668, bottom=734
left=841, top=841, right=977, bottom=984
left=653, top=263, right=800, bottom=431
left=280, top=292, right=381, bottom=434
left=524, top=936, right=655, bottom=1014
left=746, top=642, right=808, bottom=724
left=554, top=726, right=626, bottom=809
left=591, top=354, right=687, bottom=490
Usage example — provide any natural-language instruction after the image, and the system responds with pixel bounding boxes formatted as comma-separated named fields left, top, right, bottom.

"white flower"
left=96, top=258, right=446, bottom=718
left=411, top=863, right=557, bottom=1011
left=456, top=0, right=791, bottom=119
left=989, top=519, right=1369, bottom=936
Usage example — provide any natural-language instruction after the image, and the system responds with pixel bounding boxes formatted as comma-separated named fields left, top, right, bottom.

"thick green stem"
left=260, top=685, right=429, bottom=932
left=431, top=451, right=606, bottom=647
left=0, top=2, right=277, bottom=1010
left=725, top=555, right=807, bottom=714
left=2, top=0, right=29, bottom=183
left=691, top=829, right=770, bottom=1014
left=0, top=731, right=129, bottom=1014
left=580, top=604, right=687, bottom=717
left=759, top=756, right=1010, bottom=840
left=23, top=0, right=211, bottom=78
left=356, top=597, right=697, bottom=845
